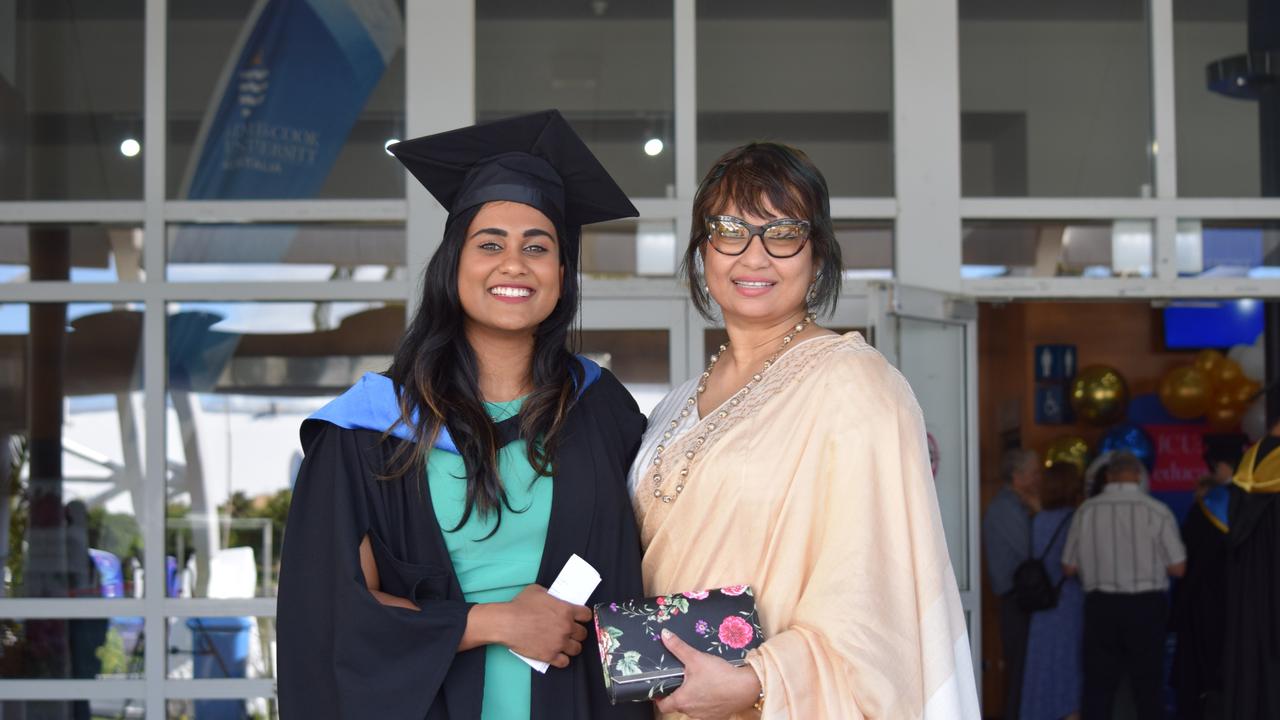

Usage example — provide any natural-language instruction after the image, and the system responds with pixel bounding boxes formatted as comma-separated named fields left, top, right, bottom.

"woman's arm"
left=359, top=534, right=420, bottom=610
left=358, top=535, right=590, bottom=663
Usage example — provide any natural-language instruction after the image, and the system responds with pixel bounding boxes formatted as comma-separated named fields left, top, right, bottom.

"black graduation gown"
left=1170, top=493, right=1229, bottom=719
left=1223, top=441, right=1280, bottom=720
left=276, top=370, right=652, bottom=720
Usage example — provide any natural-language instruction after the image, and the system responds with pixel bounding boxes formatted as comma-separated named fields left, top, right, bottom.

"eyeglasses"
left=704, top=215, right=811, bottom=258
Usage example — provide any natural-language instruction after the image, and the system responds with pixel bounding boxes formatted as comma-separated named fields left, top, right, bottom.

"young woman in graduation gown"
left=628, top=143, right=980, bottom=719
left=277, top=111, right=652, bottom=720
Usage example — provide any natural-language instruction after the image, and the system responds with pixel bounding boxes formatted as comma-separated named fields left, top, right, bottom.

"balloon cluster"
left=1158, top=343, right=1263, bottom=433
left=1045, top=423, right=1156, bottom=479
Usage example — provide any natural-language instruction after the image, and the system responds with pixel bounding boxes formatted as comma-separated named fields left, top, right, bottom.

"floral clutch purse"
left=592, top=586, right=765, bottom=703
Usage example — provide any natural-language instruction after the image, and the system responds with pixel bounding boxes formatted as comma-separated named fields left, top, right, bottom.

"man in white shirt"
left=1063, top=451, right=1186, bottom=720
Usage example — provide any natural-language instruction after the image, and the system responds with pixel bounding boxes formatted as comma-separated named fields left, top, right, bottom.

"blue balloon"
left=1098, top=422, right=1156, bottom=470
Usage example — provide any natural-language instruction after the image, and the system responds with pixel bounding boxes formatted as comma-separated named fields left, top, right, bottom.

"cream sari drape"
left=631, top=333, right=979, bottom=719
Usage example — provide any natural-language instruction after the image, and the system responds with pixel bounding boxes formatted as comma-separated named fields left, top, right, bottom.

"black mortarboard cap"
left=387, top=110, right=638, bottom=235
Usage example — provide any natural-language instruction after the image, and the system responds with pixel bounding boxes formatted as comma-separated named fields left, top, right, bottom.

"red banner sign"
left=1145, top=424, right=1207, bottom=492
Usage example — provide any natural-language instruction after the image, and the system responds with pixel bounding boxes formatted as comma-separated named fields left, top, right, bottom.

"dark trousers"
left=1083, top=591, right=1168, bottom=720
left=1000, top=592, right=1030, bottom=720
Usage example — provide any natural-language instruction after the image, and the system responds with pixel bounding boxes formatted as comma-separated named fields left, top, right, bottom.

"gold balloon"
left=1069, top=365, right=1130, bottom=426
left=1194, top=349, right=1225, bottom=377
left=1159, top=365, right=1212, bottom=420
left=1212, top=357, right=1244, bottom=390
left=1230, top=378, right=1263, bottom=408
left=1045, top=436, right=1090, bottom=475
left=1207, top=391, right=1245, bottom=431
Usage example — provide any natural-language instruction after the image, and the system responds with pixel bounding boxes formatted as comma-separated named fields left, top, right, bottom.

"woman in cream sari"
left=630, top=143, right=980, bottom=719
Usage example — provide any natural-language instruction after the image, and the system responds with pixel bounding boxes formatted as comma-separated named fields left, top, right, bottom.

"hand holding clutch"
left=652, top=629, right=765, bottom=719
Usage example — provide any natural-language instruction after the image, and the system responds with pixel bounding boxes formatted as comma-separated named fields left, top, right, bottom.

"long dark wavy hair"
left=384, top=203, right=583, bottom=535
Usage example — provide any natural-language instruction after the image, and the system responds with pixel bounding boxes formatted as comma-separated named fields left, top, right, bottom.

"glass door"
left=868, top=281, right=981, bottom=680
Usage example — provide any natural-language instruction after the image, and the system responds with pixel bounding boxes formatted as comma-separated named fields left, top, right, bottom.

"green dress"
left=428, top=397, right=551, bottom=720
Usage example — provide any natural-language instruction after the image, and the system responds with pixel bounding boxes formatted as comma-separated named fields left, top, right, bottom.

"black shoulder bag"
left=1011, top=513, right=1071, bottom=612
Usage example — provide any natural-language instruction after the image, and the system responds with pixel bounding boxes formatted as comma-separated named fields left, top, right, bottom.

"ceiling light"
left=644, top=138, right=664, bottom=157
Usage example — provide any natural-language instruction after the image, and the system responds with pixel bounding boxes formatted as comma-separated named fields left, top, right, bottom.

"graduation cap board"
left=387, top=110, right=638, bottom=246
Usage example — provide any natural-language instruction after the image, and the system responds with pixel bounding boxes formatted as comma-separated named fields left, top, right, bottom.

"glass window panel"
left=697, top=0, right=893, bottom=197
left=962, top=220, right=1154, bottom=278
left=168, top=698, right=272, bottom=720
left=960, top=1, right=1153, bottom=197
left=835, top=220, right=894, bottom=278
left=1176, top=219, right=1280, bottom=277
left=581, top=219, right=677, bottom=278
left=165, top=301, right=403, bottom=598
left=476, top=1, right=675, bottom=198
left=0, top=616, right=144, bottom=678
left=580, top=329, right=669, bottom=414
left=1174, top=0, right=1265, bottom=197
left=4, top=700, right=144, bottom=718
left=0, top=224, right=144, bottom=283
left=168, top=615, right=275, bottom=680
left=895, top=317, right=970, bottom=589
left=166, top=222, right=405, bottom=282
left=167, top=1, right=406, bottom=199
left=2, top=2, right=145, bottom=200
left=1, top=303, right=146, bottom=599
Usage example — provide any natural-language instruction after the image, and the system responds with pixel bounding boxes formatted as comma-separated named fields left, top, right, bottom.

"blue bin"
left=187, top=617, right=253, bottom=720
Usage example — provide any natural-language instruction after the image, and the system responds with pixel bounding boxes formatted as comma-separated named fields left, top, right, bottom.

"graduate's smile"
left=489, top=284, right=535, bottom=302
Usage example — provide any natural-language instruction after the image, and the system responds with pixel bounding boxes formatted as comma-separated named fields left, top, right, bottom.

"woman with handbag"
left=1019, top=463, right=1085, bottom=720
left=628, top=142, right=980, bottom=719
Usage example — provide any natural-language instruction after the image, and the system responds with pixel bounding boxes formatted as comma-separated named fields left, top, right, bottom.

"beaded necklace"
left=648, top=313, right=815, bottom=503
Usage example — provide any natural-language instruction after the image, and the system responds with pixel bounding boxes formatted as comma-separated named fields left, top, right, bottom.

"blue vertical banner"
left=180, top=0, right=403, bottom=199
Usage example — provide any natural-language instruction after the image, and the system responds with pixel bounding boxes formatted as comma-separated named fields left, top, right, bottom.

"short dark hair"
left=1041, top=463, right=1082, bottom=510
left=1203, top=433, right=1247, bottom=471
left=683, top=142, right=842, bottom=321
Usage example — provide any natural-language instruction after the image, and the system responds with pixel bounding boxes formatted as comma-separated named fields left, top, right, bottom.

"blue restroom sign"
left=1034, top=344, right=1078, bottom=382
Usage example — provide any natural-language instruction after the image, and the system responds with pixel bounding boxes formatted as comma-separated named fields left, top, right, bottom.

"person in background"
left=1171, top=433, right=1245, bottom=720
left=983, top=447, right=1041, bottom=720
left=66, top=500, right=107, bottom=720
left=1222, top=428, right=1280, bottom=719
left=1063, top=451, right=1186, bottom=720
left=1020, top=462, right=1084, bottom=720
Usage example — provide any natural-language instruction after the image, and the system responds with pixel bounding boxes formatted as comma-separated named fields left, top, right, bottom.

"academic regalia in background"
left=1171, top=432, right=1245, bottom=720
left=1170, top=483, right=1231, bottom=719
left=277, top=110, right=649, bottom=719
left=1222, top=436, right=1280, bottom=719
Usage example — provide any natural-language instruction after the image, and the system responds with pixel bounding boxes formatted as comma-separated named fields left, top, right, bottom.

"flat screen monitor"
left=1163, top=299, right=1263, bottom=350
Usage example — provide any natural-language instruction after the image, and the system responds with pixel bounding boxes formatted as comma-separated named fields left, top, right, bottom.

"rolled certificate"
left=512, top=553, right=602, bottom=673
